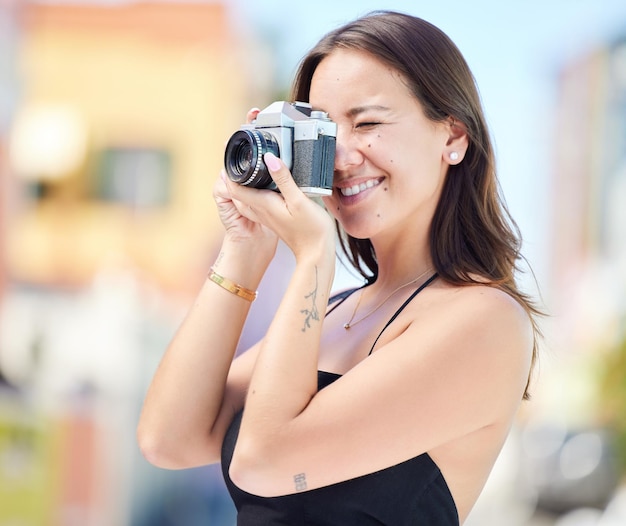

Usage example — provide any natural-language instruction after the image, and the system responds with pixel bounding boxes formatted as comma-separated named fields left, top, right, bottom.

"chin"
left=339, top=223, right=373, bottom=241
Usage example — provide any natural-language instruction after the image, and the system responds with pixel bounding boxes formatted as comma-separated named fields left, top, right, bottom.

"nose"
left=333, top=127, right=364, bottom=174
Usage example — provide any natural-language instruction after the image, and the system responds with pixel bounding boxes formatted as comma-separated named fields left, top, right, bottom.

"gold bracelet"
left=208, top=267, right=257, bottom=302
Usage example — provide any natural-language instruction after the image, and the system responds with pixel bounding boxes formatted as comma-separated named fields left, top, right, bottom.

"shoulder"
left=382, top=279, right=532, bottom=353
left=400, top=281, right=533, bottom=401
left=424, top=281, right=531, bottom=336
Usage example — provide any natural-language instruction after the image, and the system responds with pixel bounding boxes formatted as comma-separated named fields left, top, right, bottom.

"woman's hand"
left=223, top=151, right=336, bottom=263
left=213, top=108, right=278, bottom=250
left=213, top=170, right=278, bottom=245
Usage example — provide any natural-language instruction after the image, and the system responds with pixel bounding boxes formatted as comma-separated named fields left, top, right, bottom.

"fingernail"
left=264, top=152, right=281, bottom=171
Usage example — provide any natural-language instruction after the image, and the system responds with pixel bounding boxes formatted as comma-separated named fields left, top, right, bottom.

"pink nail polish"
left=264, top=152, right=281, bottom=171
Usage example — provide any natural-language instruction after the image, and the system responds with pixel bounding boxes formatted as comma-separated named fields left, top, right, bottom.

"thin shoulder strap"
left=325, top=285, right=366, bottom=317
left=368, top=273, right=438, bottom=356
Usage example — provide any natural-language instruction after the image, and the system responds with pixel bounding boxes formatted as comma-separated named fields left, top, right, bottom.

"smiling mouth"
left=339, top=178, right=383, bottom=197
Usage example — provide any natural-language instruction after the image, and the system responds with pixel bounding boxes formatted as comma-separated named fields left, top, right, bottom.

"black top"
left=221, top=274, right=459, bottom=525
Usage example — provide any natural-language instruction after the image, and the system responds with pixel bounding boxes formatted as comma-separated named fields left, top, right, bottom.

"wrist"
left=294, top=234, right=336, bottom=268
left=208, top=267, right=258, bottom=302
left=294, top=242, right=336, bottom=286
left=222, top=233, right=276, bottom=260
left=212, top=238, right=275, bottom=290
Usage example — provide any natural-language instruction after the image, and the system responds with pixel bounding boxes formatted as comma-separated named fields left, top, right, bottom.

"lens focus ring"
left=224, top=129, right=279, bottom=189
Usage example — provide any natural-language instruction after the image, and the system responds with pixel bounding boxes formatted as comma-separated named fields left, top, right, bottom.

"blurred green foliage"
left=599, top=332, right=626, bottom=475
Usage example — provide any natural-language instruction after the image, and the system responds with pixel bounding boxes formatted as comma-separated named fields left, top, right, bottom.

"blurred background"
left=0, top=0, right=625, bottom=525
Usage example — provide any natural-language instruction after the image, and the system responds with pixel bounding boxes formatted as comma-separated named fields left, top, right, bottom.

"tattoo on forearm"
left=300, top=266, right=320, bottom=332
left=294, top=472, right=307, bottom=491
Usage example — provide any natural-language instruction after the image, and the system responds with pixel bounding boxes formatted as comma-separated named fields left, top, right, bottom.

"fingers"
left=246, top=107, right=260, bottom=124
left=221, top=151, right=304, bottom=228
left=263, top=152, right=302, bottom=203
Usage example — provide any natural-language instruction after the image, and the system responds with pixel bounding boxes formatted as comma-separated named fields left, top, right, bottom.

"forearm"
left=137, top=237, right=275, bottom=466
left=238, top=246, right=335, bottom=441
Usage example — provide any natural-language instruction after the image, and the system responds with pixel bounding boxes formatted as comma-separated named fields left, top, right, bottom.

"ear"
left=444, top=117, right=469, bottom=165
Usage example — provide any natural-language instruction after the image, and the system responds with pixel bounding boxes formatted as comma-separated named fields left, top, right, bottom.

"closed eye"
left=355, top=122, right=381, bottom=129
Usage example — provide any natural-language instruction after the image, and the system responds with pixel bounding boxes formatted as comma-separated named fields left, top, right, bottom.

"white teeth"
left=340, top=179, right=381, bottom=197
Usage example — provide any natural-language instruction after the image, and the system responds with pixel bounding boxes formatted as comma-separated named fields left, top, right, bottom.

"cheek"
left=365, top=136, right=394, bottom=166
left=367, top=132, right=413, bottom=166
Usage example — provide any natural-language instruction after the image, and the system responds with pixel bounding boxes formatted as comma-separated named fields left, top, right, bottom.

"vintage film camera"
left=224, top=101, right=337, bottom=196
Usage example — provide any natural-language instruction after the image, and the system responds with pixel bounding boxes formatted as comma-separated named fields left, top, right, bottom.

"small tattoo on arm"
left=300, top=267, right=320, bottom=332
left=294, top=472, right=307, bottom=491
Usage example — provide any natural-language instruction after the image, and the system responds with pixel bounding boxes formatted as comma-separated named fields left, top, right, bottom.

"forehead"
left=309, top=48, right=413, bottom=112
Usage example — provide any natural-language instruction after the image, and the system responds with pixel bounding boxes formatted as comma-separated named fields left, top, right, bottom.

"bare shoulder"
left=403, top=281, right=534, bottom=406
left=426, top=281, right=532, bottom=338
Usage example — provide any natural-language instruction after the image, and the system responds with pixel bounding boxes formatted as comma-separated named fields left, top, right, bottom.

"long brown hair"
left=291, top=11, right=542, bottom=398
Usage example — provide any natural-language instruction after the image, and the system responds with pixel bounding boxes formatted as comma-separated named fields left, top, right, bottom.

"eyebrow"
left=347, top=105, right=392, bottom=117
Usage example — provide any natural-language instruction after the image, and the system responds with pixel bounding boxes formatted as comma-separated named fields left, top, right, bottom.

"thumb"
left=264, top=152, right=301, bottom=201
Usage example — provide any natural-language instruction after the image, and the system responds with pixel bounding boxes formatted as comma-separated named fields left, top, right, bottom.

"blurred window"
left=93, top=147, right=172, bottom=208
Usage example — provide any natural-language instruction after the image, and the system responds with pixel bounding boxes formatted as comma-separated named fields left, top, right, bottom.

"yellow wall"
left=7, top=2, right=270, bottom=294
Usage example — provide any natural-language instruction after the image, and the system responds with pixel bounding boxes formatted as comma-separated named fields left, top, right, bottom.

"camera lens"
left=224, top=130, right=280, bottom=189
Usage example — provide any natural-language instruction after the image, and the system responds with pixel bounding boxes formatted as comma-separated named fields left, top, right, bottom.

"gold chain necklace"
left=343, top=268, right=433, bottom=330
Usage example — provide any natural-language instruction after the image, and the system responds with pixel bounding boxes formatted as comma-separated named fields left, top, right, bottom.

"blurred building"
left=0, top=2, right=274, bottom=525
left=6, top=0, right=269, bottom=295
left=545, top=32, right=626, bottom=420
left=521, top=27, right=626, bottom=522
left=550, top=34, right=626, bottom=326
left=0, top=0, right=21, bottom=324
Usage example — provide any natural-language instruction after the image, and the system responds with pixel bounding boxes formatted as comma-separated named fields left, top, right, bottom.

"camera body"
left=224, top=101, right=337, bottom=196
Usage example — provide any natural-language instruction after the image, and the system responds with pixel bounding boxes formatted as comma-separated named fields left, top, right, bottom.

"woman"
left=138, top=11, right=541, bottom=525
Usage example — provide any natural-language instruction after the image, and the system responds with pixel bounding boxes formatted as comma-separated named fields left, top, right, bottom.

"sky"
left=227, top=0, right=626, bottom=289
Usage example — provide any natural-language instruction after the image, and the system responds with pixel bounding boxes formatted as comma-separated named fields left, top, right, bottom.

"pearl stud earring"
left=450, top=152, right=459, bottom=161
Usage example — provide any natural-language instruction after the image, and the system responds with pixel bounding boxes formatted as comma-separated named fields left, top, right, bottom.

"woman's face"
left=310, top=49, right=452, bottom=241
